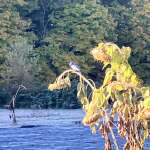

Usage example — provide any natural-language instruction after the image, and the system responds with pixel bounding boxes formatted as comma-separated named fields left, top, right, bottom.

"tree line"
left=0, top=0, right=149, bottom=108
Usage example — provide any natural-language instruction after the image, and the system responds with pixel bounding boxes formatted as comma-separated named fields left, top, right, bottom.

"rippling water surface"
left=0, top=109, right=150, bottom=150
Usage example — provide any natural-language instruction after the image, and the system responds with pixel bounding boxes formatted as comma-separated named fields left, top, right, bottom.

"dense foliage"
left=0, top=0, right=149, bottom=108
left=49, top=42, right=150, bottom=149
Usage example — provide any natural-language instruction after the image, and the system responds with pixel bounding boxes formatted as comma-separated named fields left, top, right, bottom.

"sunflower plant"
left=48, top=42, right=150, bottom=150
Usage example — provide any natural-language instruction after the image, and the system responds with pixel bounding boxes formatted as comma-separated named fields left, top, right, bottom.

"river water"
left=0, top=109, right=150, bottom=150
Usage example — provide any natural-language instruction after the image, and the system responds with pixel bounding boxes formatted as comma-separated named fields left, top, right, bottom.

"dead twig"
left=8, top=85, right=26, bottom=124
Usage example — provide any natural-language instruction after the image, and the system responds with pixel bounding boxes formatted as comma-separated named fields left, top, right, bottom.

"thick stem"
left=57, top=69, right=95, bottom=90
left=104, top=110, right=119, bottom=150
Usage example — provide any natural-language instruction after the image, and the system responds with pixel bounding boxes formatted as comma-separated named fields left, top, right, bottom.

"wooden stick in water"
left=8, top=85, right=26, bottom=124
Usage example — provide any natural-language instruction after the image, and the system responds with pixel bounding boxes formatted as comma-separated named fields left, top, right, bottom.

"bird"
left=69, top=61, right=80, bottom=72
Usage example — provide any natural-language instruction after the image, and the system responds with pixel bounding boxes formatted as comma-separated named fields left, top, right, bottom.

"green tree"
left=0, top=0, right=30, bottom=88
left=0, top=0, right=31, bottom=42
left=23, top=0, right=84, bottom=40
left=0, top=0, right=38, bottom=104
left=4, top=37, right=38, bottom=91
left=43, top=1, right=117, bottom=79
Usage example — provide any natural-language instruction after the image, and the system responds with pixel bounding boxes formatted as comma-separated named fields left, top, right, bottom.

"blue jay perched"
left=69, top=61, right=80, bottom=72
